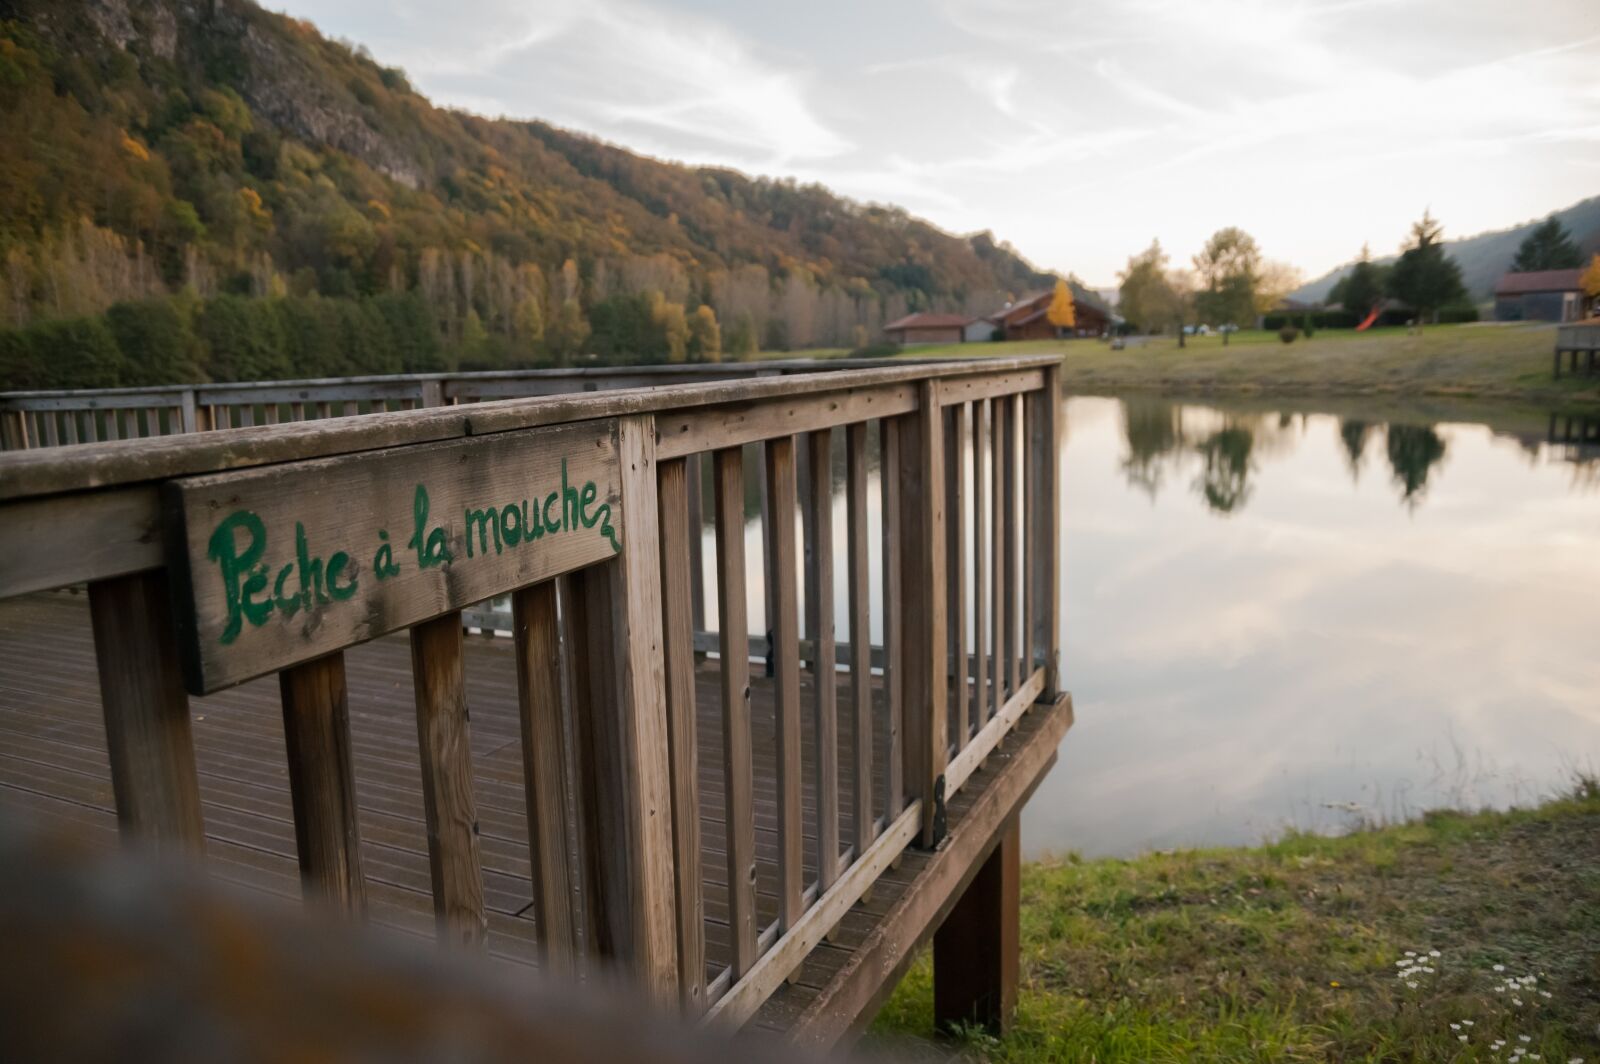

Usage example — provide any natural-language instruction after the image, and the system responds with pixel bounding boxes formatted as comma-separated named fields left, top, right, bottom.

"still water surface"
left=1031, top=395, right=1600, bottom=857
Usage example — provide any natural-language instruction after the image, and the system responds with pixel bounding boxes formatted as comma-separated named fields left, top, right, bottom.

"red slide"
left=1355, top=306, right=1381, bottom=331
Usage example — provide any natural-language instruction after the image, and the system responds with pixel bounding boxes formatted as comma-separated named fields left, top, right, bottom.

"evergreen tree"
left=30, top=316, right=127, bottom=388
left=1339, top=245, right=1384, bottom=314
left=105, top=298, right=205, bottom=385
left=1386, top=212, right=1466, bottom=323
left=1510, top=216, right=1583, bottom=272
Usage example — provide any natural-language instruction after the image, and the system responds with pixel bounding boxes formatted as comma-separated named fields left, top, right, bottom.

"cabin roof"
left=1494, top=268, right=1584, bottom=295
left=883, top=312, right=972, bottom=330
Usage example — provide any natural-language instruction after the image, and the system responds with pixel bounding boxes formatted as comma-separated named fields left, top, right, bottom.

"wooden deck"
left=0, top=588, right=1070, bottom=1040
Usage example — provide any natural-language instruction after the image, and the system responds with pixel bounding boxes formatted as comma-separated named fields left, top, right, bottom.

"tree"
left=1191, top=227, right=1261, bottom=327
left=1117, top=241, right=1188, bottom=335
left=545, top=298, right=590, bottom=365
left=1338, top=245, right=1384, bottom=314
left=687, top=304, right=721, bottom=363
left=1386, top=423, right=1446, bottom=507
left=105, top=297, right=204, bottom=384
left=1386, top=211, right=1465, bottom=323
left=647, top=291, right=689, bottom=363
left=1046, top=278, right=1076, bottom=332
left=1511, top=216, right=1583, bottom=272
left=725, top=312, right=759, bottom=360
left=1580, top=254, right=1600, bottom=315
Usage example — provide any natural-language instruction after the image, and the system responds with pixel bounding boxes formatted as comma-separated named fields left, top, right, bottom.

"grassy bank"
left=837, top=323, right=1600, bottom=409
left=872, top=786, right=1600, bottom=1062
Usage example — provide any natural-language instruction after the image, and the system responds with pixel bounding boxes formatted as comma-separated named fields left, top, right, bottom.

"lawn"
left=868, top=784, right=1600, bottom=1062
left=788, top=323, right=1600, bottom=409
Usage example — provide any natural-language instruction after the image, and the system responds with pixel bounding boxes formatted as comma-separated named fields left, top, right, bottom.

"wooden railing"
left=0, top=362, right=913, bottom=450
left=0, top=355, right=1062, bottom=1026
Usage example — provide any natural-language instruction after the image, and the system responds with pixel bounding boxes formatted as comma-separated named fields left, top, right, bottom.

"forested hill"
left=1291, top=195, right=1600, bottom=304
left=0, top=0, right=1055, bottom=388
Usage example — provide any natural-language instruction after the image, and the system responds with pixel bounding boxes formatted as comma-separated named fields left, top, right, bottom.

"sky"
left=273, top=0, right=1600, bottom=287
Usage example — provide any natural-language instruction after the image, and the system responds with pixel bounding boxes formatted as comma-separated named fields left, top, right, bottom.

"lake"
left=1027, top=394, right=1600, bottom=857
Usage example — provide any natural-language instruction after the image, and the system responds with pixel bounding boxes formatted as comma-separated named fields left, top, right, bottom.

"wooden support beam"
left=764, top=435, right=804, bottom=933
left=510, top=581, right=576, bottom=978
left=409, top=611, right=487, bottom=949
left=278, top=651, right=365, bottom=913
left=656, top=458, right=706, bottom=1013
left=934, top=815, right=1020, bottom=1036
left=88, top=571, right=204, bottom=853
left=899, top=382, right=948, bottom=848
left=803, top=429, right=840, bottom=891
left=947, top=403, right=970, bottom=751
left=713, top=445, right=759, bottom=977
left=991, top=397, right=1009, bottom=717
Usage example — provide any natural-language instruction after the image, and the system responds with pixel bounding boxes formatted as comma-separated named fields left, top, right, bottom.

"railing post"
left=1027, top=361, right=1063, bottom=698
left=567, top=415, right=679, bottom=1006
left=178, top=389, right=200, bottom=434
left=899, top=380, right=948, bottom=848
left=420, top=379, right=445, bottom=408
left=0, top=409, right=26, bottom=451
left=279, top=652, right=366, bottom=913
left=88, top=571, right=205, bottom=853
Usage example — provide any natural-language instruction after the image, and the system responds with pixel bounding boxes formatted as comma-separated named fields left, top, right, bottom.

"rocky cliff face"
left=81, top=0, right=422, bottom=189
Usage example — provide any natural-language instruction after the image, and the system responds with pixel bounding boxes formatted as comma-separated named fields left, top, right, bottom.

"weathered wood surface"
left=0, top=356, right=1061, bottom=501
left=0, top=590, right=1070, bottom=1041
left=164, top=419, right=622, bottom=693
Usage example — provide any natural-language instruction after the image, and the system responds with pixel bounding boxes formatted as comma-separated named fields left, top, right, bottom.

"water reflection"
left=1117, top=398, right=1469, bottom=513
left=1034, top=394, right=1600, bottom=858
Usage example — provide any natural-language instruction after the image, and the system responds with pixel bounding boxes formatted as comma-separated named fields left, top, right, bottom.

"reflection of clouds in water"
left=1034, top=396, right=1600, bottom=858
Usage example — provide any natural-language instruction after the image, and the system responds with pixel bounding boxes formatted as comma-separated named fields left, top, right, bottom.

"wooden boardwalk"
left=0, top=358, right=1071, bottom=1047
left=0, top=589, right=1068, bottom=1039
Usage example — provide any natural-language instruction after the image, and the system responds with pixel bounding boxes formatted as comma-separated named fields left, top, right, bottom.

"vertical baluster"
left=279, top=651, right=366, bottom=912
left=713, top=445, right=758, bottom=976
left=899, top=382, right=947, bottom=848
left=409, top=611, right=487, bottom=948
left=0, top=410, right=25, bottom=450
left=973, top=399, right=990, bottom=730
left=991, top=398, right=1006, bottom=718
left=239, top=405, right=255, bottom=428
left=947, top=403, right=970, bottom=751
left=511, top=581, right=577, bottom=977
left=83, top=411, right=100, bottom=443
left=290, top=401, right=305, bottom=423
left=1005, top=394, right=1022, bottom=692
left=265, top=402, right=281, bottom=425
left=343, top=401, right=358, bottom=417
left=102, top=408, right=119, bottom=441
left=63, top=411, right=79, bottom=445
left=764, top=436, right=803, bottom=932
left=880, top=419, right=904, bottom=818
left=686, top=452, right=706, bottom=647
left=42, top=411, right=59, bottom=447
left=804, top=429, right=839, bottom=890
left=655, top=458, right=705, bottom=1012
left=88, top=571, right=205, bottom=852
left=845, top=423, right=874, bottom=856
left=1029, top=362, right=1064, bottom=696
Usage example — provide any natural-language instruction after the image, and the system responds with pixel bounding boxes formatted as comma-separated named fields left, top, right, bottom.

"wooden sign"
left=165, top=420, right=622, bottom=694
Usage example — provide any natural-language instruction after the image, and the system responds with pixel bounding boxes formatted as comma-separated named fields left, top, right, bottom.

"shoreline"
left=872, top=788, right=1600, bottom=1061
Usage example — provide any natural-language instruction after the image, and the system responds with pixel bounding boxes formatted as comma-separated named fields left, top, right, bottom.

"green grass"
left=790, top=323, right=1600, bottom=409
left=870, top=784, right=1600, bottom=1062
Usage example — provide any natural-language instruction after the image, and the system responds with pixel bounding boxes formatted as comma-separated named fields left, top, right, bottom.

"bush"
left=1436, top=304, right=1480, bottom=324
left=849, top=341, right=901, bottom=358
left=1278, top=325, right=1299, bottom=344
left=1301, top=313, right=1315, bottom=339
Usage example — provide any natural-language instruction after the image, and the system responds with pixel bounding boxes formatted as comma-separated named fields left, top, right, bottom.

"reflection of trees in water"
left=1119, top=398, right=1185, bottom=498
left=1193, top=425, right=1255, bottom=514
left=1385, top=423, right=1448, bottom=505
left=1338, top=419, right=1373, bottom=481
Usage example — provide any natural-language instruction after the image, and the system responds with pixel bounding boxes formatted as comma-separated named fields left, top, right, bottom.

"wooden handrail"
left=0, top=355, right=1065, bottom=1034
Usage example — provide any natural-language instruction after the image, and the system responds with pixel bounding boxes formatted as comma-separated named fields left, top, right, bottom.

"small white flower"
left=1460, top=1035, right=1470, bottom=1043
left=1406, top=981, right=1418, bottom=989
left=1406, top=950, right=1417, bottom=957
left=1522, top=1036, right=1534, bottom=1043
left=1513, top=998, right=1524, bottom=1006
left=1463, top=1021, right=1474, bottom=1027
left=1451, top=1024, right=1461, bottom=1031
left=1429, top=949, right=1441, bottom=957
left=1494, top=964, right=1507, bottom=972
left=1540, top=991, right=1552, bottom=999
